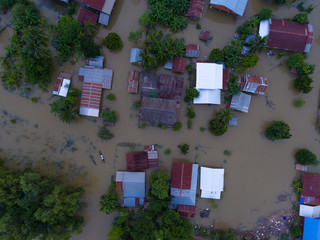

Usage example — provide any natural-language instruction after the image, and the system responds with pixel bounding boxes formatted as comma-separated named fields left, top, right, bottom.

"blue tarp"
left=303, top=217, right=320, bottom=240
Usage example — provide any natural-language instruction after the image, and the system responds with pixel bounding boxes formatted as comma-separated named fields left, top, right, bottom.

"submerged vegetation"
left=265, top=121, right=292, bottom=140
left=209, top=108, right=233, bottom=136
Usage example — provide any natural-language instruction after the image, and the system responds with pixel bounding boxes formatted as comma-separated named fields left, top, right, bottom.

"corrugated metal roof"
left=210, top=0, right=248, bottom=16
left=98, top=12, right=110, bottom=26
left=130, top=48, right=143, bottom=64
left=302, top=174, right=320, bottom=205
left=185, top=0, right=204, bottom=19
left=303, top=217, right=320, bottom=240
left=200, top=30, right=210, bottom=41
left=126, top=152, right=149, bottom=171
left=196, top=62, right=223, bottom=90
left=128, top=70, right=140, bottom=94
left=178, top=205, right=197, bottom=218
left=86, top=56, right=104, bottom=68
left=172, top=57, right=187, bottom=73
left=141, top=70, right=159, bottom=97
left=79, top=82, right=102, bottom=117
left=158, top=74, right=184, bottom=102
left=83, top=66, right=113, bottom=89
left=268, top=18, right=314, bottom=53
left=77, top=7, right=99, bottom=24
left=172, top=163, right=193, bottom=189
left=164, top=62, right=173, bottom=70
left=78, top=0, right=105, bottom=11
left=230, top=92, right=251, bottom=113
left=242, top=74, right=267, bottom=95
left=102, top=0, right=116, bottom=14
left=185, top=44, right=200, bottom=58
left=200, top=167, right=224, bottom=199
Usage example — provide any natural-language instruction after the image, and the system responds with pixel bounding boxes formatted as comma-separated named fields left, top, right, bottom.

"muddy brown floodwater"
left=0, top=0, right=320, bottom=239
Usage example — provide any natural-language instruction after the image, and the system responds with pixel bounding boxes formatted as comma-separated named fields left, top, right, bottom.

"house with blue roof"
left=210, top=0, right=248, bottom=16
left=115, top=171, right=145, bottom=207
left=130, top=48, right=143, bottom=64
left=303, top=217, right=320, bottom=239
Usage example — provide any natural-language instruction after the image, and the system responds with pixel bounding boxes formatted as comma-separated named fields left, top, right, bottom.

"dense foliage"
left=78, top=33, right=100, bottom=59
left=213, top=229, right=237, bottom=240
left=103, top=32, right=123, bottom=50
left=128, top=29, right=143, bottom=42
left=186, top=105, right=196, bottom=119
left=237, top=16, right=260, bottom=39
left=287, top=53, right=315, bottom=76
left=257, top=8, right=272, bottom=20
left=265, top=120, right=292, bottom=140
left=209, top=108, right=233, bottom=136
left=101, top=110, right=117, bottom=123
left=50, top=87, right=81, bottom=124
left=149, top=172, right=169, bottom=200
left=209, top=48, right=224, bottom=63
left=293, top=12, right=309, bottom=23
left=99, top=182, right=118, bottom=214
left=184, top=87, right=200, bottom=102
left=223, top=39, right=244, bottom=68
left=0, top=161, right=84, bottom=240
left=173, top=122, right=182, bottom=131
left=225, top=74, right=241, bottom=100
left=1, top=2, right=53, bottom=89
left=240, top=53, right=259, bottom=70
left=295, top=149, right=318, bottom=166
left=294, top=75, right=313, bottom=93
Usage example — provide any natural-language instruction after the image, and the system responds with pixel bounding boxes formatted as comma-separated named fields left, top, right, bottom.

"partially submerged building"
left=209, top=0, right=248, bottom=16
left=170, top=162, right=199, bottom=218
left=200, top=167, right=225, bottom=199
left=128, top=70, right=140, bottom=94
left=158, top=74, right=184, bottom=102
left=185, top=44, right=200, bottom=58
left=141, top=71, right=159, bottom=98
left=199, top=30, right=210, bottom=41
left=302, top=217, right=320, bottom=240
left=52, top=73, right=71, bottom=97
left=86, top=56, right=104, bottom=68
left=79, top=82, right=103, bottom=117
left=130, top=48, right=143, bottom=64
left=77, top=7, right=99, bottom=24
left=115, top=171, right=145, bottom=207
left=185, top=0, right=205, bottom=20
left=240, top=74, right=268, bottom=95
left=194, top=62, right=223, bottom=105
left=230, top=92, right=251, bottom=113
left=172, top=57, right=187, bottom=73
left=259, top=18, right=314, bottom=53
left=126, top=145, right=159, bottom=171
left=300, top=174, right=320, bottom=205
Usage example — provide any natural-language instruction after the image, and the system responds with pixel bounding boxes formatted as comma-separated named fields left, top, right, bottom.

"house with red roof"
left=172, top=57, right=187, bottom=73
left=126, top=145, right=159, bottom=171
left=185, top=44, right=200, bottom=58
left=199, top=30, right=210, bottom=41
left=300, top=174, right=320, bottom=206
left=259, top=18, right=313, bottom=53
left=241, top=74, right=268, bottom=95
left=185, top=0, right=204, bottom=20
left=77, top=7, right=99, bottom=24
left=128, top=70, right=140, bottom=94
left=170, top=162, right=199, bottom=218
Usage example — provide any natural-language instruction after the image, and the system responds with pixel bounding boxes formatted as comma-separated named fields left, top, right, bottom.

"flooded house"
left=170, top=162, right=199, bottom=218
left=77, top=7, right=99, bottom=24
left=144, top=145, right=159, bottom=169
left=86, top=56, right=104, bottom=68
left=127, top=70, right=140, bottom=94
left=79, top=82, right=103, bottom=117
left=259, top=18, right=314, bottom=53
left=185, top=44, right=200, bottom=58
left=141, top=71, right=159, bottom=98
left=209, top=0, right=248, bottom=16
left=302, top=217, right=320, bottom=240
left=76, top=0, right=116, bottom=26
left=158, top=74, right=184, bottom=102
left=126, top=145, right=159, bottom=171
left=172, top=57, right=187, bottom=73
left=200, top=167, right=225, bottom=200
left=130, top=48, right=143, bottom=64
left=230, top=92, right=251, bottom=113
left=194, top=62, right=223, bottom=105
left=52, top=73, right=71, bottom=97
left=185, top=0, right=205, bottom=20
left=240, top=74, right=268, bottom=95
left=115, top=171, right=145, bottom=207
left=199, top=30, right=210, bottom=41
left=300, top=174, right=320, bottom=206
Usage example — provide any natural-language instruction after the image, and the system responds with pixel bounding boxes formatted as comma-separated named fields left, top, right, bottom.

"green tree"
left=249, top=36, right=267, bottom=54
left=217, top=108, right=233, bottom=124
left=99, top=182, right=118, bottom=215
left=139, top=11, right=156, bottom=27
left=287, top=53, right=305, bottom=68
left=103, top=32, right=123, bottom=50
left=98, top=126, right=114, bottom=139
left=296, top=149, right=318, bottom=165
left=275, top=0, right=286, bottom=4
left=292, top=179, right=303, bottom=195
left=240, top=53, right=259, bottom=70
left=225, top=74, right=241, bottom=100
left=265, top=120, right=292, bottom=140
left=223, top=39, right=244, bottom=68
left=209, top=119, right=228, bottom=136
left=209, top=48, right=224, bottom=63
left=106, top=93, right=116, bottom=100
left=57, top=15, right=83, bottom=45
left=173, top=122, right=182, bottom=131
left=178, top=143, right=189, bottom=155
left=186, top=105, right=196, bottom=119
left=131, top=215, right=156, bottom=240
left=101, top=110, right=117, bottom=123
left=294, top=97, right=305, bottom=107
left=149, top=172, right=169, bottom=200
left=213, top=229, right=237, bottom=240
left=184, top=87, right=200, bottom=102
left=257, top=8, right=272, bottom=20
left=128, top=29, right=143, bottom=42
left=295, top=76, right=313, bottom=93
left=78, top=33, right=100, bottom=58
left=293, top=12, right=309, bottom=23
left=107, top=225, right=124, bottom=240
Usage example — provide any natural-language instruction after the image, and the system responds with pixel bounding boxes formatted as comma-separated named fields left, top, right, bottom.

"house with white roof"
left=194, top=62, right=223, bottom=105
left=200, top=167, right=225, bottom=199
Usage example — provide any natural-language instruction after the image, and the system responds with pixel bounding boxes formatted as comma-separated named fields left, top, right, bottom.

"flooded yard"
left=0, top=0, right=320, bottom=239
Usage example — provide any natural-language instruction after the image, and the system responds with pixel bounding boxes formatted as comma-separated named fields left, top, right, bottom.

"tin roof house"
left=241, top=74, right=268, bottom=95
left=230, top=92, right=251, bottom=113
left=210, top=0, right=248, bottom=16
left=77, top=7, right=99, bottom=24
left=185, top=0, right=205, bottom=20
left=130, top=48, right=143, bottom=64
left=53, top=73, right=71, bottom=97
left=172, top=57, right=187, bottom=73
left=170, top=162, right=199, bottom=218
left=158, top=74, right=184, bottom=102
left=300, top=205, right=320, bottom=219
left=303, top=217, right=320, bottom=240
left=128, top=70, right=140, bottom=94
left=79, top=82, right=103, bottom=117
left=141, top=71, right=159, bottom=98
left=185, top=44, right=200, bottom=58
left=200, top=167, right=225, bottom=199
left=144, top=145, right=159, bottom=169
left=115, top=171, right=145, bottom=207
left=86, top=56, right=104, bottom=68
left=194, top=62, right=223, bottom=105
left=126, top=146, right=159, bottom=171
left=300, top=174, right=320, bottom=206
left=259, top=18, right=314, bottom=53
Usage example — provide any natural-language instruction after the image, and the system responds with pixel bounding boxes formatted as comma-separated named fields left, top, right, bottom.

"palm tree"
left=216, top=108, right=233, bottom=124
left=249, top=36, right=267, bottom=54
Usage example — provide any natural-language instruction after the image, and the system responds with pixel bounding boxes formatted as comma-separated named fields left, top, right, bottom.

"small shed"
left=79, top=82, right=102, bottom=117
left=185, top=44, right=200, bottom=58
left=77, top=7, right=99, bottom=24
left=301, top=174, right=320, bottom=205
left=185, top=0, right=204, bottom=20
left=242, top=74, right=268, bottom=95
left=229, top=117, right=238, bottom=126
left=86, top=56, right=104, bottom=68
left=230, top=92, right=251, bottom=113
left=178, top=205, right=197, bottom=218
left=296, top=163, right=308, bottom=172
left=303, top=217, right=320, bottom=240
left=130, top=48, right=143, bottom=64
left=98, top=12, right=110, bottom=26
left=52, top=73, right=72, bottom=97
left=172, top=57, right=187, bottom=73
left=126, top=152, right=149, bottom=171
left=199, top=30, right=210, bottom=41
left=128, top=70, right=140, bottom=94
left=200, top=167, right=225, bottom=199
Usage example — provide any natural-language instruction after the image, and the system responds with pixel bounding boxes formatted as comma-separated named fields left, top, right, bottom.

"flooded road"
left=0, top=0, right=320, bottom=239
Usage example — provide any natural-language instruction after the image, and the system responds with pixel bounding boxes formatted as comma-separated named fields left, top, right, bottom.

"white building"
left=200, top=167, right=225, bottom=199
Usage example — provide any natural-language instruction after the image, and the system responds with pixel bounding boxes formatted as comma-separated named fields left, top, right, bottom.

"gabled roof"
left=78, top=0, right=105, bottom=11
left=200, top=167, right=224, bottom=199
left=230, top=92, right=251, bottom=113
left=185, top=44, right=200, bottom=58
left=303, top=217, right=320, bottom=240
left=77, top=7, right=99, bottom=24
left=144, top=145, right=159, bottom=169
left=178, top=205, right=197, bottom=218
left=82, top=66, right=113, bottom=89
left=265, top=18, right=313, bottom=53
left=301, top=174, right=320, bottom=205
left=86, top=56, right=104, bottom=68
left=242, top=74, right=268, bottom=95
left=185, top=0, right=204, bottom=19
left=158, top=74, right=184, bottom=102
left=300, top=205, right=320, bottom=218
left=172, top=57, right=187, bottom=73
left=170, top=163, right=199, bottom=206
left=193, top=89, right=221, bottom=105
left=53, top=73, right=72, bottom=97
left=79, top=82, right=102, bottom=117
left=199, top=30, right=210, bottom=41
left=126, top=152, right=149, bottom=171
left=102, top=0, right=116, bottom=15
left=210, top=0, right=248, bottom=16
left=128, top=70, right=140, bottom=94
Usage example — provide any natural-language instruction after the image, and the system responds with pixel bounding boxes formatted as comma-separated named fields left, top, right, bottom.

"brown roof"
left=185, top=44, right=200, bottom=58
left=128, top=70, right=140, bottom=94
left=242, top=74, right=268, bottom=95
left=78, top=0, right=105, bottom=11
left=199, top=30, right=210, bottom=41
left=171, top=162, right=193, bottom=189
left=172, top=57, right=187, bottom=73
left=268, top=18, right=313, bottom=52
left=158, top=74, right=184, bottom=102
left=185, top=0, right=204, bottom=19
left=178, top=204, right=197, bottom=218
left=126, top=152, right=149, bottom=171
left=77, top=7, right=99, bottom=24
left=141, top=71, right=159, bottom=97
left=222, top=68, right=231, bottom=90
left=302, top=174, right=320, bottom=205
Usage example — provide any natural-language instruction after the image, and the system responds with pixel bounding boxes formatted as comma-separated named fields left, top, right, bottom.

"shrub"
left=67, top=3, right=75, bottom=15
left=287, top=53, right=305, bottom=68
left=106, top=93, right=116, bottom=101
left=275, top=0, right=286, bottom=4
left=132, top=100, right=140, bottom=110
left=292, top=179, right=303, bottom=195
left=98, top=126, right=114, bottom=139
left=200, top=127, right=205, bottom=132
left=225, top=74, right=241, bottom=100
left=294, top=76, right=313, bottom=93
left=257, top=8, right=272, bottom=20
left=186, top=105, right=195, bottom=119
left=178, top=143, right=189, bottom=155
left=296, top=149, right=318, bottom=165
left=128, top=29, right=143, bottom=42
left=101, top=110, right=117, bottom=123
left=209, top=119, right=228, bottom=136
left=103, top=33, right=123, bottom=50
left=224, top=150, right=232, bottom=156
left=184, top=87, right=200, bottom=102
left=30, top=97, right=38, bottom=103
left=196, top=23, right=201, bottom=29
left=294, top=97, right=305, bottom=107
left=293, top=12, right=309, bottom=23
left=265, top=120, right=292, bottom=140
left=10, top=119, right=16, bottom=124
left=187, top=120, right=193, bottom=129
left=290, top=223, right=302, bottom=237
left=240, top=53, right=259, bottom=70
left=99, top=182, right=118, bottom=215
left=173, top=122, right=182, bottom=131
left=164, top=148, right=171, bottom=155
left=209, top=48, right=224, bottom=63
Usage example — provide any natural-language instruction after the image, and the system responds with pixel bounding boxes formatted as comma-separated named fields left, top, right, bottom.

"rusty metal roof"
left=77, top=7, right=99, bottom=24
left=185, top=0, right=204, bottom=19
left=185, top=44, right=200, bottom=58
left=78, top=0, right=105, bottom=11
left=158, top=74, right=184, bottom=102
left=178, top=205, right=197, bottom=218
left=302, top=174, right=320, bottom=205
left=128, top=70, right=140, bottom=94
left=126, top=152, right=149, bottom=171
left=172, top=57, right=187, bottom=73
left=171, top=162, right=193, bottom=189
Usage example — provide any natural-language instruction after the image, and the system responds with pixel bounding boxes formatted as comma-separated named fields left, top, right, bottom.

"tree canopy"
left=99, top=182, right=118, bottom=214
left=103, top=32, right=123, bottom=50
left=295, top=149, right=318, bottom=166
left=0, top=161, right=84, bottom=240
left=149, top=172, right=169, bottom=200
left=265, top=120, right=292, bottom=140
